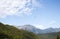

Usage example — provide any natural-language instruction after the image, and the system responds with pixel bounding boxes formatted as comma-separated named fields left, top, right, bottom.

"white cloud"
left=34, top=20, right=60, bottom=29
left=34, top=24, right=47, bottom=29
left=47, top=20, right=60, bottom=28
left=32, top=0, right=42, bottom=8
left=0, top=0, right=41, bottom=18
left=48, top=20, right=56, bottom=25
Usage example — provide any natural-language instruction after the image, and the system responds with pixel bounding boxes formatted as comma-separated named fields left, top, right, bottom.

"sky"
left=0, top=0, right=60, bottom=29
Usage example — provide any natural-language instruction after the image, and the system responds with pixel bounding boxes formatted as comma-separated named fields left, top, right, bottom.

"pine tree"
left=57, top=35, right=60, bottom=39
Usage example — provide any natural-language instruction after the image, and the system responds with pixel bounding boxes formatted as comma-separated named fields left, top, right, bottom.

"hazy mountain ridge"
left=18, top=25, right=43, bottom=34
left=0, top=22, right=60, bottom=39
left=18, top=25, right=60, bottom=34
left=43, top=28, right=60, bottom=33
left=18, top=25, right=60, bottom=39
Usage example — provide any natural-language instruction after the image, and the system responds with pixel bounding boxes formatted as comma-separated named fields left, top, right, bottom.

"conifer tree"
left=57, top=35, right=60, bottom=39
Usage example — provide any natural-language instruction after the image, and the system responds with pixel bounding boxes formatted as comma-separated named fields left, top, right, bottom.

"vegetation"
left=39, top=32, right=60, bottom=39
left=56, top=35, right=60, bottom=39
left=0, top=22, right=40, bottom=39
left=0, top=22, right=60, bottom=39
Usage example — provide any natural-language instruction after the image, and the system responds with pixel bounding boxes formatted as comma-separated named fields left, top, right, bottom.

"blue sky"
left=0, top=0, right=60, bottom=29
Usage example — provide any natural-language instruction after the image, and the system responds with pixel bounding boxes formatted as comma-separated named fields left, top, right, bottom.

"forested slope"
left=0, top=22, right=40, bottom=39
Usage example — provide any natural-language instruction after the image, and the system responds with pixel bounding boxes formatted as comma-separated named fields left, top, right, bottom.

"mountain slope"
left=43, top=28, right=60, bottom=33
left=18, top=25, right=60, bottom=34
left=18, top=25, right=43, bottom=34
left=0, top=22, right=40, bottom=39
left=40, top=32, right=60, bottom=39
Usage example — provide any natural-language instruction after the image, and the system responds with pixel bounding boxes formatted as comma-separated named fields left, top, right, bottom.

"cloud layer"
left=0, top=0, right=41, bottom=18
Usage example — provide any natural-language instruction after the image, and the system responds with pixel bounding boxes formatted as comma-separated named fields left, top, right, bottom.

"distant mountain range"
left=18, top=25, right=60, bottom=34
left=0, top=22, right=60, bottom=39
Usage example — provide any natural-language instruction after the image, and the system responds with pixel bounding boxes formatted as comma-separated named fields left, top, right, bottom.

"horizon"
left=0, top=0, right=60, bottom=29
left=0, top=22, right=60, bottom=30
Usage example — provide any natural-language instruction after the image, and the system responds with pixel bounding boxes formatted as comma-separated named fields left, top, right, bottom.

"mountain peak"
left=18, top=25, right=60, bottom=34
left=19, top=24, right=37, bottom=30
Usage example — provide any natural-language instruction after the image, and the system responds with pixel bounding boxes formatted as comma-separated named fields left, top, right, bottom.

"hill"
left=0, top=22, right=40, bottom=39
left=40, top=32, right=60, bottom=39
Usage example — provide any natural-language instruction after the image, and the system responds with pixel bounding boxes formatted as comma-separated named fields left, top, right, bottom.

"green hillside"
left=40, top=32, right=60, bottom=39
left=0, top=22, right=40, bottom=39
left=0, top=22, right=60, bottom=39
